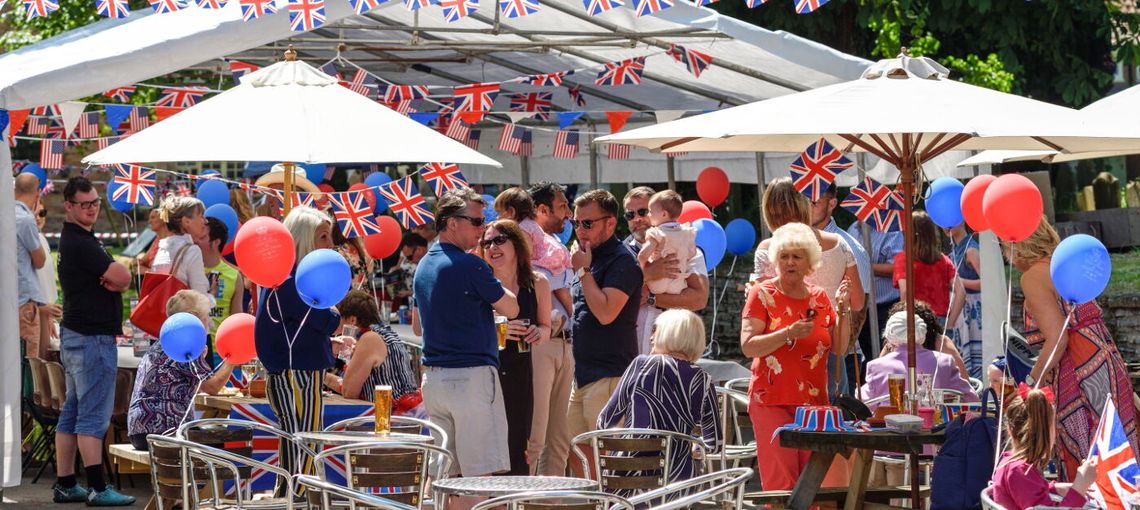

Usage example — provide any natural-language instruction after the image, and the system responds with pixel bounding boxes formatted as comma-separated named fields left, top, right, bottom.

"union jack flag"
left=840, top=176, right=892, bottom=222
left=330, top=191, right=383, bottom=239
left=789, top=137, right=852, bottom=201
left=497, top=124, right=527, bottom=155
left=238, top=0, right=276, bottom=20
left=226, top=59, right=261, bottom=85
left=581, top=0, right=620, bottom=15
left=96, top=0, right=130, bottom=18
left=452, top=83, right=500, bottom=115
left=595, top=57, right=646, bottom=86
left=499, top=0, right=538, bottom=17
left=869, top=190, right=904, bottom=233
left=277, top=192, right=319, bottom=215
left=509, top=92, right=553, bottom=121
left=196, top=0, right=226, bottom=8
left=795, top=0, right=826, bottom=13
left=156, top=87, right=209, bottom=108
left=440, top=0, right=476, bottom=22
left=744, top=0, right=765, bottom=6
left=567, top=84, right=586, bottom=107
left=22, top=0, right=58, bottom=18
left=176, top=183, right=192, bottom=197
left=420, top=163, right=469, bottom=196
left=287, top=0, right=326, bottom=31
left=348, top=0, right=384, bottom=13
left=608, top=143, right=631, bottom=160
left=522, top=72, right=566, bottom=86
left=462, top=129, right=481, bottom=151
left=377, top=177, right=434, bottom=229
left=104, top=87, right=136, bottom=102
left=40, top=140, right=65, bottom=169
left=668, top=44, right=713, bottom=78
left=147, top=0, right=185, bottom=13
left=77, top=111, right=101, bottom=139
left=630, top=0, right=669, bottom=16
left=403, top=0, right=435, bottom=12
left=382, top=85, right=430, bottom=103
left=344, top=69, right=379, bottom=97
left=127, top=106, right=150, bottom=134
left=31, top=105, right=59, bottom=117
left=553, top=130, right=579, bottom=159
left=1088, top=398, right=1140, bottom=509
left=111, top=164, right=157, bottom=205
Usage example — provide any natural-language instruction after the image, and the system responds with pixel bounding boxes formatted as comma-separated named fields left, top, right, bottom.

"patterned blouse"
left=127, top=342, right=212, bottom=437
left=358, top=323, right=419, bottom=401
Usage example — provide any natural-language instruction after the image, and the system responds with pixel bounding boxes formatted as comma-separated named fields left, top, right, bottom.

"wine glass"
left=241, top=361, right=259, bottom=385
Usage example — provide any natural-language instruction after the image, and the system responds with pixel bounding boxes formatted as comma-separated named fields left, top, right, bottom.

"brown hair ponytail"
left=1004, top=388, right=1055, bottom=470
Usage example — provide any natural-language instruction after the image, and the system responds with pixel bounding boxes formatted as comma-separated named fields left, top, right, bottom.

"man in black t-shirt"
left=52, top=177, right=135, bottom=506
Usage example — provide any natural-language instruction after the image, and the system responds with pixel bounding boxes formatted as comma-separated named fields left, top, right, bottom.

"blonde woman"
left=152, top=194, right=212, bottom=301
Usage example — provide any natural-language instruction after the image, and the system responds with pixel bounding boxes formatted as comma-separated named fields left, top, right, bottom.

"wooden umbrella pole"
left=899, top=134, right=921, bottom=510
left=283, top=161, right=295, bottom=217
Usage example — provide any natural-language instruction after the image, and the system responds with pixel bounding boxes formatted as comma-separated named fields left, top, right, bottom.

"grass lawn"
left=1108, top=250, right=1140, bottom=297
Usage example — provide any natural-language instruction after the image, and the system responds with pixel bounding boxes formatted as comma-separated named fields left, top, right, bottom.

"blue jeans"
left=56, top=327, right=117, bottom=438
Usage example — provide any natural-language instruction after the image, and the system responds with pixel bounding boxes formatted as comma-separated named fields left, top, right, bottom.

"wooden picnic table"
left=777, top=429, right=945, bottom=510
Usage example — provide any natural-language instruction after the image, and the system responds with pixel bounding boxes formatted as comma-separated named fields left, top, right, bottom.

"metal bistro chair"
left=713, top=387, right=757, bottom=470
left=470, top=490, right=635, bottom=510
left=296, top=474, right=417, bottom=510
left=178, top=418, right=317, bottom=503
left=980, top=485, right=1007, bottom=510
left=313, top=441, right=453, bottom=510
left=324, top=415, right=449, bottom=452
left=147, top=434, right=299, bottom=510
left=571, top=428, right=711, bottom=497
left=625, top=467, right=753, bottom=510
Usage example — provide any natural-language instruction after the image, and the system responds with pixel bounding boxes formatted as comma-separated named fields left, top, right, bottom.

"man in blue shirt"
left=414, top=188, right=518, bottom=479
left=848, top=218, right=904, bottom=366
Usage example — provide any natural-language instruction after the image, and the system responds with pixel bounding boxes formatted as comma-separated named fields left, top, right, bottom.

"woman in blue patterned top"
left=127, top=290, right=236, bottom=450
left=597, top=309, right=722, bottom=487
left=944, top=223, right=983, bottom=379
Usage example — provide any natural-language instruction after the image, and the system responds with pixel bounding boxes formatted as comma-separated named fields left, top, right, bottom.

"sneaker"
left=86, top=485, right=136, bottom=507
left=53, top=482, right=88, bottom=503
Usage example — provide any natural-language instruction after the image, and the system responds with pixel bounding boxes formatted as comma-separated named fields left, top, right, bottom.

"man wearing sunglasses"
left=413, top=188, right=519, bottom=483
left=621, top=187, right=709, bottom=356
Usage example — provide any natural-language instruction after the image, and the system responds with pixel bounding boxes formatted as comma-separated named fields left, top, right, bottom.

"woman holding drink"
left=478, top=219, right=552, bottom=475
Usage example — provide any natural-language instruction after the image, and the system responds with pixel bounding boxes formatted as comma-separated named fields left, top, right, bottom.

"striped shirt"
left=359, top=324, right=419, bottom=401
left=847, top=221, right=903, bottom=305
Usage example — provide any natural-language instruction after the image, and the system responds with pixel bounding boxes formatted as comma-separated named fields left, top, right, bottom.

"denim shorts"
left=56, top=327, right=118, bottom=438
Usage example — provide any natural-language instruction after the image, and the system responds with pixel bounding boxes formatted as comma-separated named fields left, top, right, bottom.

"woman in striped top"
left=331, top=290, right=424, bottom=417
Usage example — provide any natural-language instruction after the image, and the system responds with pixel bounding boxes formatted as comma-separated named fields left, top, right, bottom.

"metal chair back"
left=324, top=415, right=449, bottom=451
left=625, top=467, right=753, bottom=510
left=145, top=435, right=196, bottom=510
left=297, top=474, right=419, bottom=510
left=980, top=485, right=1008, bottom=510
left=177, top=418, right=315, bottom=497
left=314, top=441, right=452, bottom=510
left=470, top=490, right=635, bottom=510
left=714, top=386, right=756, bottom=468
left=571, top=428, right=708, bottom=496
left=172, top=434, right=297, bottom=509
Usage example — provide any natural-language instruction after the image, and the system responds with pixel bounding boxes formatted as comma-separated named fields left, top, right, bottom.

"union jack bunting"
left=840, top=176, right=893, bottom=222
left=156, top=87, right=209, bottom=108
left=381, top=85, right=428, bottom=104
left=348, top=0, right=384, bottom=13
left=607, top=143, right=630, bottom=160
left=402, top=0, right=435, bottom=12
left=95, top=0, right=130, bottom=18
left=419, top=163, right=469, bottom=196
left=77, top=112, right=101, bottom=139
left=226, top=59, right=261, bottom=85
left=127, top=106, right=150, bottom=134
left=668, top=44, right=713, bottom=78
left=461, top=129, right=481, bottom=151
left=344, top=69, right=379, bottom=97
left=176, top=183, right=192, bottom=197
left=795, top=0, right=826, bottom=13
left=595, top=57, right=646, bottom=86
left=39, top=140, right=65, bottom=169
left=377, top=177, right=434, bottom=229
left=499, top=0, right=538, bottom=17
left=1088, top=398, right=1140, bottom=509
left=497, top=124, right=527, bottom=154
left=330, top=191, right=383, bottom=239
left=522, top=72, right=566, bottom=86
left=630, top=0, right=669, bottom=16
left=147, top=0, right=185, bottom=13
left=553, top=130, right=579, bottom=159
left=509, top=92, right=553, bottom=121
left=287, top=0, right=326, bottom=31
left=567, top=84, right=586, bottom=107
left=196, top=0, right=225, bottom=8
left=439, top=0, right=476, bottom=22
left=452, top=83, right=500, bottom=115
left=104, top=87, right=136, bottom=102
left=111, top=164, right=157, bottom=205
left=238, top=0, right=276, bottom=20
left=22, top=0, right=58, bottom=18
left=788, top=137, right=852, bottom=201
left=582, top=0, right=620, bottom=15
left=744, top=0, right=765, bottom=6
left=31, top=105, right=59, bottom=116
left=276, top=192, right=319, bottom=215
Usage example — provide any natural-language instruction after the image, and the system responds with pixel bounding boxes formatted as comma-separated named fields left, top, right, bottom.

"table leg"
left=843, top=449, right=873, bottom=510
left=787, top=451, right=836, bottom=510
left=910, top=453, right=922, bottom=509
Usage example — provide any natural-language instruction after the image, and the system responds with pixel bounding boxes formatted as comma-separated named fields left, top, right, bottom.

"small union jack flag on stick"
left=238, top=0, right=276, bottom=20
left=96, top=0, right=130, bottom=18
left=330, top=191, right=383, bottom=239
left=287, top=0, right=326, bottom=31
left=156, top=87, right=209, bottom=108
left=419, top=163, right=469, bottom=196
left=869, top=188, right=904, bottom=232
left=440, top=0, right=477, bottom=22
left=112, top=164, right=157, bottom=205
left=668, top=44, right=713, bottom=78
left=595, top=57, right=646, bottom=86
left=1087, top=398, right=1140, bottom=509
left=104, top=87, right=136, bottom=102
left=789, top=137, right=853, bottom=201
left=840, top=176, right=892, bottom=222
left=40, top=140, right=65, bottom=169
left=582, top=0, right=620, bottom=15
left=377, top=177, right=434, bottom=229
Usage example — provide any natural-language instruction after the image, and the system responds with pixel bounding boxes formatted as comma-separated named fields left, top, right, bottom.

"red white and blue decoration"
left=582, top=0, right=619, bottom=15
left=419, top=163, right=469, bottom=196
left=567, top=84, right=587, bottom=107
left=39, top=140, right=65, bottom=169
left=509, top=92, right=553, bottom=120
left=595, top=57, right=646, bottom=86
left=226, top=59, right=261, bottom=85
left=156, top=87, right=209, bottom=108
left=382, top=85, right=429, bottom=103
left=329, top=191, right=383, bottom=239
left=103, top=87, right=137, bottom=102
left=631, top=0, right=670, bottom=16
left=553, top=130, right=579, bottom=159
left=377, top=176, right=434, bottom=229
left=452, top=82, right=501, bottom=115
left=348, top=0, right=384, bottom=14
left=440, top=0, right=477, bottom=21
left=1088, top=398, right=1140, bottom=509
left=403, top=0, right=436, bottom=12
left=287, top=0, right=326, bottom=31
left=23, top=0, right=59, bottom=18
left=773, top=406, right=865, bottom=440
left=607, top=143, right=630, bottom=160
left=795, top=0, right=826, bottom=14
left=147, top=0, right=185, bottom=13
left=497, top=124, right=527, bottom=155
left=343, top=69, right=379, bottom=97
left=196, top=0, right=226, bottom=8
left=744, top=0, right=766, bottom=6
left=522, top=72, right=567, bottom=87
left=840, top=176, right=892, bottom=222
left=788, top=137, right=853, bottom=201
left=95, top=0, right=130, bottom=18
left=238, top=0, right=277, bottom=20
left=669, top=44, right=714, bottom=78
left=111, top=164, right=157, bottom=205
left=869, top=187, right=905, bottom=233
left=499, top=0, right=539, bottom=17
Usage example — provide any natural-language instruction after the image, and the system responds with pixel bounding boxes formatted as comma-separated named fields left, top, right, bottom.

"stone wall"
left=1009, top=293, right=1140, bottom=363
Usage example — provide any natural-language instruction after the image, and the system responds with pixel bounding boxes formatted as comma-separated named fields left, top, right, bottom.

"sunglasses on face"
left=480, top=234, right=509, bottom=249
left=623, top=208, right=649, bottom=221
left=570, top=216, right=612, bottom=231
left=37, top=209, right=47, bottom=218
left=452, top=214, right=485, bottom=227
left=67, top=199, right=101, bottom=210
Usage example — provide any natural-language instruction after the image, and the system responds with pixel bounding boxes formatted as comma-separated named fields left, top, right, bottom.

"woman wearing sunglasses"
left=478, top=219, right=552, bottom=475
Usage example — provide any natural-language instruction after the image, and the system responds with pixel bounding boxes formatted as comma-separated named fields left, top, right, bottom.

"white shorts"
left=422, top=365, right=510, bottom=477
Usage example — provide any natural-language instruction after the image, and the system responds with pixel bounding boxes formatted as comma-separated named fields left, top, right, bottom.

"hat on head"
left=254, top=163, right=319, bottom=194
left=884, top=311, right=926, bottom=347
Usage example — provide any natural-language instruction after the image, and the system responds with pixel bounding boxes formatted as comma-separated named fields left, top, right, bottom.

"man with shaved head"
left=15, top=172, right=46, bottom=359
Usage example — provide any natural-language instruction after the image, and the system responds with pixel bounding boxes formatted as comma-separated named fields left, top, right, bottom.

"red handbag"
left=130, top=244, right=191, bottom=337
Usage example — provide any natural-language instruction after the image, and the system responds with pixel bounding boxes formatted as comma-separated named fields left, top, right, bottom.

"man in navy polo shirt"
left=414, top=188, right=518, bottom=480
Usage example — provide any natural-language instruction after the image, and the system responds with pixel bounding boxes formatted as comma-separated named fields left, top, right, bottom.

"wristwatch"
left=646, top=292, right=657, bottom=308
left=1025, top=374, right=1036, bottom=387
left=576, top=267, right=591, bottom=280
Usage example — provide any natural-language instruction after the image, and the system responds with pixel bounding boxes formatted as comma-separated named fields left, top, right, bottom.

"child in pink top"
left=990, top=385, right=1098, bottom=510
left=495, top=188, right=573, bottom=318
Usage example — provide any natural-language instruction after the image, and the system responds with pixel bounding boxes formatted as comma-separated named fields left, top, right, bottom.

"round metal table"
left=294, top=430, right=434, bottom=447
left=432, top=476, right=597, bottom=498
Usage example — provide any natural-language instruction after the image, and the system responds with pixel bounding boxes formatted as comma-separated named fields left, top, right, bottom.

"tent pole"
left=755, top=152, right=768, bottom=239
left=0, top=131, right=21, bottom=490
left=588, top=121, right=599, bottom=187
left=520, top=154, right=530, bottom=187
left=666, top=156, right=675, bottom=190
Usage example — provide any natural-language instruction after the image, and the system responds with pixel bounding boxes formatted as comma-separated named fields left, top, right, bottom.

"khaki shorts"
left=567, top=377, right=621, bottom=439
left=19, top=301, right=41, bottom=359
left=422, top=365, right=510, bottom=477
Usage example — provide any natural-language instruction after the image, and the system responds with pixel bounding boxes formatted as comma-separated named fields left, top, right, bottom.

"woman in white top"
left=151, top=194, right=213, bottom=304
left=35, top=201, right=61, bottom=349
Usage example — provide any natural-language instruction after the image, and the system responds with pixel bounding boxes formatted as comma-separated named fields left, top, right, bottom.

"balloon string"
left=1033, top=308, right=1073, bottom=391
left=993, top=239, right=1016, bottom=477
left=167, top=357, right=222, bottom=437
left=286, top=308, right=312, bottom=372
left=707, top=255, right=737, bottom=357
left=932, top=231, right=974, bottom=389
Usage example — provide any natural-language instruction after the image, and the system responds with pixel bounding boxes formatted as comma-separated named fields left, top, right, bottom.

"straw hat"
left=254, top=163, right=319, bottom=194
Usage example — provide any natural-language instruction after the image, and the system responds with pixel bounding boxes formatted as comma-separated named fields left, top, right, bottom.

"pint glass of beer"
left=374, top=385, right=393, bottom=434
left=887, top=374, right=906, bottom=410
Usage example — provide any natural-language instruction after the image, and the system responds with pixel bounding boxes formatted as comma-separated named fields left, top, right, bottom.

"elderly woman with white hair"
left=740, top=222, right=850, bottom=491
left=596, top=309, right=721, bottom=485
left=151, top=193, right=213, bottom=301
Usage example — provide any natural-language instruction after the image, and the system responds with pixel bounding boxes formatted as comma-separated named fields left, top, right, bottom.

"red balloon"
left=215, top=313, right=257, bottom=364
left=318, top=183, right=335, bottom=193
left=696, top=167, right=730, bottom=207
left=982, top=174, right=1043, bottom=242
left=364, top=215, right=402, bottom=259
left=235, top=217, right=295, bottom=288
left=678, top=200, right=713, bottom=224
left=960, top=174, right=996, bottom=232
left=349, top=182, right=376, bottom=211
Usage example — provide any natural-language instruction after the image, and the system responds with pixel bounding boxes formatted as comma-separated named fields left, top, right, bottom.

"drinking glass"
left=887, top=374, right=906, bottom=410
left=495, top=315, right=508, bottom=350
left=516, top=319, right=532, bottom=353
left=374, top=385, right=392, bottom=434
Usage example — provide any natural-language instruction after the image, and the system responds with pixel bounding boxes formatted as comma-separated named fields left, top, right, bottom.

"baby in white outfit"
left=638, top=190, right=697, bottom=295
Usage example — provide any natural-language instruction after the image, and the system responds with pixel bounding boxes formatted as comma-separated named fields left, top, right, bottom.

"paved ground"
left=2, top=471, right=153, bottom=508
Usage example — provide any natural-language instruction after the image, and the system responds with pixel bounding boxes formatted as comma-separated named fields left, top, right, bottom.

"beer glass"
left=887, top=374, right=906, bottom=410
left=495, top=315, right=508, bottom=350
left=516, top=319, right=531, bottom=353
left=374, top=385, right=392, bottom=434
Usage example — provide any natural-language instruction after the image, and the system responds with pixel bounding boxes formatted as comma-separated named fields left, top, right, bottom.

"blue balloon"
left=19, top=164, right=47, bottom=190
left=196, top=179, right=230, bottom=209
left=107, top=182, right=133, bottom=213
left=296, top=249, right=352, bottom=309
left=724, top=218, right=757, bottom=257
left=205, top=204, right=240, bottom=245
left=556, top=219, right=573, bottom=245
left=201, top=169, right=221, bottom=178
left=692, top=219, right=727, bottom=272
left=364, top=172, right=392, bottom=213
left=925, top=177, right=965, bottom=228
left=1050, top=234, right=1110, bottom=304
left=160, top=312, right=207, bottom=363
left=481, top=194, right=498, bottom=223
left=300, top=163, right=326, bottom=185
